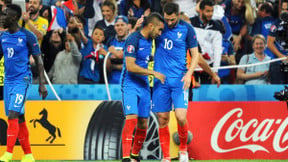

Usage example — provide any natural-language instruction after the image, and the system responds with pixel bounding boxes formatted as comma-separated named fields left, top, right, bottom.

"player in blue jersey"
left=0, top=4, right=47, bottom=162
left=152, top=2, right=219, bottom=162
left=121, top=12, right=165, bottom=162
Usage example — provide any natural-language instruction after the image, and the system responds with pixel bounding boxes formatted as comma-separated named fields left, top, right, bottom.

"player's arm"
left=182, top=24, right=200, bottom=90
left=27, top=31, right=48, bottom=99
left=126, top=56, right=165, bottom=83
left=33, top=54, right=48, bottom=99
left=182, top=46, right=199, bottom=90
left=198, top=54, right=221, bottom=87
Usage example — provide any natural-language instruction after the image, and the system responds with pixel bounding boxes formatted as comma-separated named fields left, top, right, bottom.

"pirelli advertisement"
left=1, top=101, right=288, bottom=160
left=0, top=101, right=179, bottom=160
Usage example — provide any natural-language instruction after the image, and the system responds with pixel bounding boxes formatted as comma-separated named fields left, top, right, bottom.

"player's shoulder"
left=19, top=28, right=36, bottom=37
left=178, top=19, right=193, bottom=29
left=126, top=31, right=141, bottom=43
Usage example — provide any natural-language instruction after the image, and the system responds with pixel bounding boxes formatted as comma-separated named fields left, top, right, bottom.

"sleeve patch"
left=270, top=25, right=276, bottom=32
left=127, top=45, right=135, bottom=53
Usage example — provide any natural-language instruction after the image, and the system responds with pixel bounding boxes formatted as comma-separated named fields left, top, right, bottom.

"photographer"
left=267, top=0, right=288, bottom=84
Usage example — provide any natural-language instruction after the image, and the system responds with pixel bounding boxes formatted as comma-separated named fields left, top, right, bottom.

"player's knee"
left=18, top=115, right=25, bottom=123
left=137, top=118, right=148, bottom=129
left=176, top=115, right=187, bottom=125
left=8, top=110, right=20, bottom=120
left=158, top=115, right=169, bottom=127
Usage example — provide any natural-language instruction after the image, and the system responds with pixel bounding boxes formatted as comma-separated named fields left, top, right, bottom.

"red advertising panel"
left=187, top=101, right=288, bottom=159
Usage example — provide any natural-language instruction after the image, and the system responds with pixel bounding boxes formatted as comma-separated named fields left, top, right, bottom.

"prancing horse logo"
left=30, top=108, right=61, bottom=143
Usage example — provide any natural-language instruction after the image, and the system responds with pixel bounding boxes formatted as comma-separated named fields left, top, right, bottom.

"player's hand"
left=181, top=73, right=191, bottom=90
left=39, top=84, right=48, bottom=100
left=211, top=74, right=221, bottom=88
left=154, top=72, right=165, bottom=84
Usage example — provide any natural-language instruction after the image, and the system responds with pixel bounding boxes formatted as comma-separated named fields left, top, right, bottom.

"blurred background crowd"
left=0, top=0, right=287, bottom=86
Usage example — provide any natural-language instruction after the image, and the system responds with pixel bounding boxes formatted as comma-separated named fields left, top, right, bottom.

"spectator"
left=267, top=0, right=288, bottom=84
left=0, top=0, right=11, bottom=11
left=250, top=2, right=275, bottom=39
left=173, top=0, right=198, bottom=18
left=78, top=26, right=111, bottom=84
left=48, top=33, right=82, bottom=84
left=107, top=15, right=129, bottom=84
left=237, top=34, right=271, bottom=84
left=119, top=0, right=151, bottom=18
left=42, top=0, right=57, bottom=6
left=190, top=0, right=223, bottom=84
left=22, top=0, right=48, bottom=46
left=22, top=0, right=49, bottom=83
left=94, top=0, right=117, bottom=44
left=219, top=38, right=236, bottom=84
left=40, top=5, right=52, bottom=24
left=67, top=15, right=88, bottom=48
left=41, top=28, right=66, bottom=73
left=83, top=0, right=103, bottom=36
left=223, top=0, right=256, bottom=63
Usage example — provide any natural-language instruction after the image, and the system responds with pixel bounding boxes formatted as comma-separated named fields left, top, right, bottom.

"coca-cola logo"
left=211, top=108, right=288, bottom=153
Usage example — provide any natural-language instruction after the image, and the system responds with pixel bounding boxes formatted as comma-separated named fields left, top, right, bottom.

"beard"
left=29, top=7, right=39, bottom=15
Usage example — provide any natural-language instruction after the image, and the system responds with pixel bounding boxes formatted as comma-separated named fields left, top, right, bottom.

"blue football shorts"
left=152, top=77, right=188, bottom=113
left=4, top=79, right=31, bottom=116
left=122, top=86, right=151, bottom=118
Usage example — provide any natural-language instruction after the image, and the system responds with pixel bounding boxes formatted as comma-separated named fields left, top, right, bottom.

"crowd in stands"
left=0, top=0, right=287, bottom=85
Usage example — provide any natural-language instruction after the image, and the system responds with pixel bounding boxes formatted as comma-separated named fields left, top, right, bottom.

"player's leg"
left=152, top=79, right=172, bottom=161
left=171, top=77, right=189, bottom=162
left=0, top=84, right=20, bottom=162
left=18, top=115, right=35, bottom=162
left=131, top=87, right=150, bottom=161
left=121, top=87, right=138, bottom=162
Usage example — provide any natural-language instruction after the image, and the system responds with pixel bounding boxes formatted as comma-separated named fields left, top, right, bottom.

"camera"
left=274, top=86, right=288, bottom=101
left=280, top=62, right=288, bottom=72
left=276, top=11, right=288, bottom=50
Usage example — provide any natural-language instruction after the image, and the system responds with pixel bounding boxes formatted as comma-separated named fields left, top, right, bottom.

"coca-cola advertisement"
left=187, top=101, right=288, bottom=159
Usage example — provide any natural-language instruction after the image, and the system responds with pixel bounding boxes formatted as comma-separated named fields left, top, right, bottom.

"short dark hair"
left=259, top=2, right=273, bottom=14
left=163, top=2, right=179, bottom=15
left=102, top=0, right=116, bottom=14
left=4, top=0, right=12, bottom=5
left=7, top=4, right=22, bottom=20
left=143, top=12, right=164, bottom=27
left=199, top=0, right=215, bottom=10
left=93, top=25, right=105, bottom=34
left=128, top=16, right=137, bottom=29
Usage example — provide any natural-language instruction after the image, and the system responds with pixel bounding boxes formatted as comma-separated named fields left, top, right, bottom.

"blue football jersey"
left=0, top=28, right=41, bottom=82
left=154, top=20, right=198, bottom=77
left=120, top=31, right=152, bottom=87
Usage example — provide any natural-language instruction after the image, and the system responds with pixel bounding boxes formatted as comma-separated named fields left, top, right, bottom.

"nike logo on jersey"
left=139, top=48, right=145, bottom=50
left=127, top=105, right=131, bottom=110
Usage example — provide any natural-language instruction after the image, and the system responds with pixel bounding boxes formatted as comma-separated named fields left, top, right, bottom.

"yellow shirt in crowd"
left=23, top=16, right=48, bottom=46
